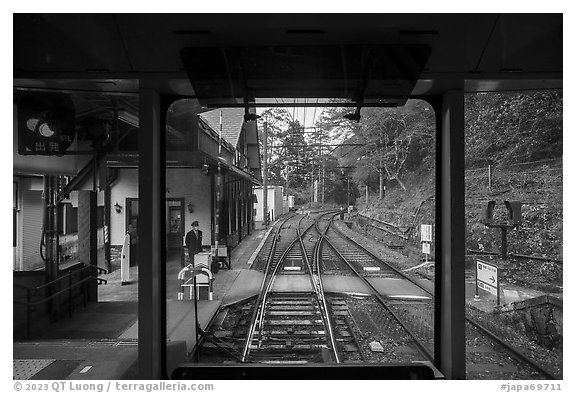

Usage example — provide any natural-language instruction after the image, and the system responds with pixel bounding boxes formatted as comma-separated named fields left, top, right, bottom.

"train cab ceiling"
left=13, top=13, right=562, bottom=172
left=14, top=13, right=562, bottom=100
left=13, top=14, right=562, bottom=175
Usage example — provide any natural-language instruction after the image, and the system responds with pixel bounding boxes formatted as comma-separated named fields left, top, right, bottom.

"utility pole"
left=215, top=111, right=223, bottom=247
left=309, top=156, right=313, bottom=208
left=322, top=157, right=325, bottom=205
left=347, top=177, right=350, bottom=207
left=285, top=163, right=289, bottom=197
left=262, top=122, right=268, bottom=228
left=43, top=175, right=59, bottom=283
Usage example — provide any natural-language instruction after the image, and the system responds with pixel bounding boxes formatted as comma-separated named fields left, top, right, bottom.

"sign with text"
left=422, top=242, right=431, bottom=255
left=420, top=224, right=433, bottom=242
left=477, top=280, right=498, bottom=296
left=476, top=260, right=499, bottom=302
left=477, top=260, right=498, bottom=287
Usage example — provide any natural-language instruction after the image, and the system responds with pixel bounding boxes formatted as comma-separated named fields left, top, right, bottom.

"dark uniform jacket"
left=185, top=229, right=203, bottom=260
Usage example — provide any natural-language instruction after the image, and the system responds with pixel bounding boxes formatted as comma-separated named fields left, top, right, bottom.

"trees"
left=465, top=91, right=563, bottom=167
left=324, top=100, right=435, bottom=199
left=256, top=99, right=437, bottom=206
left=257, top=108, right=314, bottom=203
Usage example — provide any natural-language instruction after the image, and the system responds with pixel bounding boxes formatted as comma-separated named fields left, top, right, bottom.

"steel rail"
left=241, top=213, right=297, bottom=362
left=242, top=212, right=335, bottom=363
left=298, top=212, right=340, bottom=364
left=314, top=213, right=345, bottom=363
left=329, top=221, right=432, bottom=296
left=330, top=218, right=560, bottom=379
left=324, top=216, right=435, bottom=362
left=466, top=314, right=558, bottom=380
left=254, top=216, right=308, bottom=336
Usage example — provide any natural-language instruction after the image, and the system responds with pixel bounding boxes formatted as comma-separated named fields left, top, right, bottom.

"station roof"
left=199, top=108, right=245, bottom=148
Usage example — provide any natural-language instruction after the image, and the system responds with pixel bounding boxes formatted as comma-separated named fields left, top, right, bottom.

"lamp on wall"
left=187, top=202, right=194, bottom=213
left=114, top=202, right=122, bottom=214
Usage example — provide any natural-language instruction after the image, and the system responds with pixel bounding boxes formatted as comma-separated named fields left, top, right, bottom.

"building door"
left=13, top=181, right=20, bottom=270
left=166, top=198, right=184, bottom=266
left=126, top=198, right=138, bottom=266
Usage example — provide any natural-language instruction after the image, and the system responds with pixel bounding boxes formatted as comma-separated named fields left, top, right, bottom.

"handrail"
left=13, top=276, right=106, bottom=307
left=13, top=264, right=107, bottom=339
left=14, top=265, right=106, bottom=293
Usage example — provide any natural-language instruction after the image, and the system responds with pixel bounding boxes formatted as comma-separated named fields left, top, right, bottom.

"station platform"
left=13, top=227, right=270, bottom=380
left=269, top=274, right=434, bottom=300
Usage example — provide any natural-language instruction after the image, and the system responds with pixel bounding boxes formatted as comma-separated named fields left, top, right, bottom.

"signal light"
left=482, top=200, right=522, bottom=227
left=18, top=92, right=76, bottom=155
left=482, top=200, right=496, bottom=225
left=504, top=201, right=522, bottom=226
left=202, top=163, right=210, bottom=175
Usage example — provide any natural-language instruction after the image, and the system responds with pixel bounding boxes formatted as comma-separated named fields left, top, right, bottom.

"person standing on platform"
left=185, top=220, right=203, bottom=266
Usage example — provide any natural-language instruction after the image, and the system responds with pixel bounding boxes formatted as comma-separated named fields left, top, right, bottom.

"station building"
left=253, top=185, right=286, bottom=228
left=13, top=93, right=262, bottom=332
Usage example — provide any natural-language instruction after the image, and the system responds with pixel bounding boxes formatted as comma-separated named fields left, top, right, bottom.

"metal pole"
left=43, top=176, right=58, bottom=283
left=215, top=166, right=221, bottom=248
left=26, top=290, right=31, bottom=339
left=501, top=227, right=508, bottom=260
left=215, top=111, right=223, bottom=246
left=218, top=111, right=222, bottom=157
left=93, top=152, right=98, bottom=192
left=285, top=163, right=289, bottom=198
left=193, top=276, right=200, bottom=363
left=322, top=160, right=325, bottom=205
left=474, top=260, right=480, bottom=300
left=262, top=122, right=268, bottom=228
left=365, top=184, right=369, bottom=205
left=347, top=177, right=350, bottom=207
left=497, top=275, right=500, bottom=306
left=309, top=165, right=312, bottom=207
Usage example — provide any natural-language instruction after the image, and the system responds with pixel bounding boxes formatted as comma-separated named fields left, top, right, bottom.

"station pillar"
left=138, top=84, right=167, bottom=379
left=434, top=88, right=466, bottom=379
left=77, top=190, right=98, bottom=301
left=42, top=175, right=59, bottom=283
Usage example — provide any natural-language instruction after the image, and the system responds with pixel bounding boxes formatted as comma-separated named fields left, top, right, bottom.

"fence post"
left=69, top=274, right=73, bottom=317
left=83, top=269, right=88, bottom=308
left=26, top=289, right=31, bottom=339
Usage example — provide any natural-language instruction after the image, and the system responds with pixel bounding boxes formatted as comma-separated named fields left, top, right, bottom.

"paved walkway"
left=13, top=228, right=268, bottom=380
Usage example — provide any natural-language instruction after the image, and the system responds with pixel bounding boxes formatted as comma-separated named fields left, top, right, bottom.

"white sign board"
left=120, top=233, right=130, bottom=284
left=477, top=260, right=498, bottom=287
left=477, top=280, right=498, bottom=296
left=420, top=224, right=433, bottom=242
left=422, top=242, right=431, bottom=255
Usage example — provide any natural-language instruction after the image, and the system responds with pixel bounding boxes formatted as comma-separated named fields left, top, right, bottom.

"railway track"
left=202, top=212, right=432, bottom=365
left=240, top=212, right=341, bottom=363
left=328, top=215, right=560, bottom=379
left=314, top=213, right=435, bottom=362
left=201, top=211, right=558, bottom=377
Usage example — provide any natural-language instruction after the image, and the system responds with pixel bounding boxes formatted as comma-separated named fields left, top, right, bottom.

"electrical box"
left=504, top=201, right=523, bottom=226
left=482, top=200, right=522, bottom=228
left=482, top=200, right=496, bottom=225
